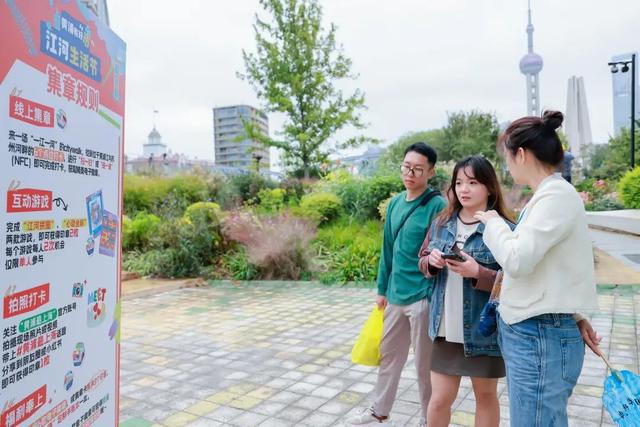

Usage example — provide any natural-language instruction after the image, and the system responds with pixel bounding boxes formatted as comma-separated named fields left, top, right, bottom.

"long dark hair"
left=438, top=155, right=514, bottom=225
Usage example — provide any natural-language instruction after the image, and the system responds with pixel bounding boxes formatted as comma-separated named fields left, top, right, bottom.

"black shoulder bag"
left=391, top=189, right=442, bottom=242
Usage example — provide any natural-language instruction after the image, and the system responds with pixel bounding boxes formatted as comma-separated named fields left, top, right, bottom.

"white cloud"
left=108, top=0, right=640, bottom=161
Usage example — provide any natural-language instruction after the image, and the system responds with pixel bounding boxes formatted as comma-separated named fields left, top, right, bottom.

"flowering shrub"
left=222, top=212, right=317, bottom=280
left=575, top=178, right=624, bottom=211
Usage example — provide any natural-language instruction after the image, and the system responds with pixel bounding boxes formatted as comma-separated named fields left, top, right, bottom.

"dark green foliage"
left=315, top=219, right=382, bottom=284
left=218, top=173, right=276, bottom=208
left=331, top=175, right=404, bottom=221
left=123, top=203, right=223, bottom=278
left=584, top=129, right=640, bottom=179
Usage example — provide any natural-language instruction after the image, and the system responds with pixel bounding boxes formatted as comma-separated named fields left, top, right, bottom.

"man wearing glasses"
left=349, top=143, right=446, bottom=426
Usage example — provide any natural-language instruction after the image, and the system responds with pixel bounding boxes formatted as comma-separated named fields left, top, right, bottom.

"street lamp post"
left=609, top=53, right=636, bottom=169
left=253, top=153, right=263, bottom=172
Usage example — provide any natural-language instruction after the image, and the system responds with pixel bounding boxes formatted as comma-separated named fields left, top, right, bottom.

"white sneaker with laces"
left=346, top=407, right=394, bottom=425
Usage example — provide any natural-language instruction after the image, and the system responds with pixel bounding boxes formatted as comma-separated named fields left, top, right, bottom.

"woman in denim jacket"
left=418, top=156, right=514, bottom=427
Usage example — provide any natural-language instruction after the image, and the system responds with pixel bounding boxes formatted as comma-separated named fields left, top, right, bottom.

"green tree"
left=440, top=110, right=501, bottom=162
left=375, top=110, right=500, bottom=177
left=239, top=0, right=373, bottom=178
left=376, top=129, right=445, bottom=174
left=590, top=128, right=640, bottom=179
left=581, top=143, right=610, bottom=178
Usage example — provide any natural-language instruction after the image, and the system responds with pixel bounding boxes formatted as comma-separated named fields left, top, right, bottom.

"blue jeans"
left=498, top=313, right=585, bottom=427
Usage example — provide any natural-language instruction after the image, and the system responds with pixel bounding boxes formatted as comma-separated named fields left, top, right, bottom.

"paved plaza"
left=118, top=281, right=640, bottom=427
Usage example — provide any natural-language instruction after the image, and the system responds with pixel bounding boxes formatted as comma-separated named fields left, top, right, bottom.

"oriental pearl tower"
left=519, top=0, right=543, bottom=116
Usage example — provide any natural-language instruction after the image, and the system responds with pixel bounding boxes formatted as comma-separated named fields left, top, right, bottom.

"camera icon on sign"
left=72, top=282, right=84, bottom=298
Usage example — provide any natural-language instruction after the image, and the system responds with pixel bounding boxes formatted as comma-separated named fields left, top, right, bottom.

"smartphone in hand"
left=442, top=253, right=466, bottom=262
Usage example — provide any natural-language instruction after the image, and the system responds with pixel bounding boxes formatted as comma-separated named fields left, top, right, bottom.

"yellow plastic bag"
left=351, top=306, right=384, bottom=366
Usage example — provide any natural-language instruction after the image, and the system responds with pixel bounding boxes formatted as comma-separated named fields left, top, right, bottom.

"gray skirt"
left=431, top=337, right=505, bottom=378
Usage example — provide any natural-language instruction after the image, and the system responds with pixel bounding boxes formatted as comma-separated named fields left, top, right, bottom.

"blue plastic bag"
left=478, top=299, right=498, bottom=337
left=477, top=270, right=502, bottom=337
left=602, top=360, right=640, bottom=426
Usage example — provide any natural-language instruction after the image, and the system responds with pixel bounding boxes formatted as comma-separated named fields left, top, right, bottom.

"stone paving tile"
left=121, top=282, right=640, bottom=426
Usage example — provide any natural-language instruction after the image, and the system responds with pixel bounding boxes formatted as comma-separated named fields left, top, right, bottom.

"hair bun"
left=542, top=110, right=563, bottom=130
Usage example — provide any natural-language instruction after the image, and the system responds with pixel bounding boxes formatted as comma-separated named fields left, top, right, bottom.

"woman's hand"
left=577, top=318, right=602, bottom=356
left=446, top=250, right=480, bottom=279
left=428, top=248, right=446, bottom=270
left=474, top=210, right=500, bottom=224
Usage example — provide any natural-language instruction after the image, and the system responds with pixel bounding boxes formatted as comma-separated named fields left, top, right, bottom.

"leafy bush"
left=184, top=202, right=221, bottom=224
left=330, top=178, right=368, bottom=220
left=330, top=174, right=403, bottom=221
left=618, top=167, right=640, bottom=209
left=319, top=246, right=379, bottom=285
left=333, top=171, right=447, bottom=221
left=278, top=178, right=310, bottom=204
left=122, top=212, right=161, bottom=251
left=123, top=174, right=211, bottom=217
left=166, top=174, right=211, bottom=206
left=123, top=249, right=176, bottom=277
left=377, top=195, right=395, bottom=220
left=123, top=202, right=223, bottom=278
left=256, top=188, right=286, bottom=213
left=430, top=167, right=452, bottom=192
left=218, top=173, right=275, bottom=208
left=222, top=212, right=317, bottom=280
left=315, top=219, right=383, bottom=284
left=366, top=175, right=404, bottom=213
left=123, top=175, right=163, bottom=216
left=584, top=196, right=624, bottom=212
left=144, top=219, right=210, bottom=277
left=221, top=250, right=259, bottom=281
left=296, top=192, right=342, bottom=224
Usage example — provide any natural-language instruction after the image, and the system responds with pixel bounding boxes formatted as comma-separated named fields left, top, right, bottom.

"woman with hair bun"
left=474, top=111, right=601, bottom=426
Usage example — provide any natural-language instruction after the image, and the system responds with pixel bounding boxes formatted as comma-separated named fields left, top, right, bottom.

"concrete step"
left=586, top=209, right=640, bottom=236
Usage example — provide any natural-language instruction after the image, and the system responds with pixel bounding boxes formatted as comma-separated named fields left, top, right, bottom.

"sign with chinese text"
left=1, top=2, right=125, bottom=426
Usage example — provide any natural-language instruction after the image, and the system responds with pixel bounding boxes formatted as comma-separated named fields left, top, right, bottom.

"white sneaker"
left=346, top=407, right=393, bottom=425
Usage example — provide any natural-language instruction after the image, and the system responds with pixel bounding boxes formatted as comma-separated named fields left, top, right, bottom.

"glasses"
left=400, top=165, right=425, bottom=177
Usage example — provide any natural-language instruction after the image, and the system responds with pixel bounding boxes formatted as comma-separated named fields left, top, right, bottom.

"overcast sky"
left=109, top=0, right=640, bottom=163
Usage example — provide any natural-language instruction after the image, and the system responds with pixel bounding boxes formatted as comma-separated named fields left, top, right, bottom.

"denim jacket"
left=418, top=213, right=513, bottom=357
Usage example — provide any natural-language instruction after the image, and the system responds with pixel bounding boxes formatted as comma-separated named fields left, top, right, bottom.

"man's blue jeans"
left=498, top=313, right=585, bottom=427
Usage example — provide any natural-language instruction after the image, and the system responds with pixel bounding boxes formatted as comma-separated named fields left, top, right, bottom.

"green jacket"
left=377, top=188, right=446, bottom=305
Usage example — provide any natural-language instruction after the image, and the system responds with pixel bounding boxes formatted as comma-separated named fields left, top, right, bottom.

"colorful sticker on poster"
left=99, top=209, right=117, bottom=257
left=85, top=190, right=103, bottom=237
left=86, top=287, right=107, bottom=328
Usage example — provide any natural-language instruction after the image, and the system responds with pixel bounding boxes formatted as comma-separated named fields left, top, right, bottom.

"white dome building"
left=143, top=126, right=167, bottom=158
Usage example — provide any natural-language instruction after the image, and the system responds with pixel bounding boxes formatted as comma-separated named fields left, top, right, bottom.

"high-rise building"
left=565, top=76, right=593, bottom=156
left=611, top=52, right=640, bottom=136
left=519, top=0, right=543, bottom=116
left=213, top=105, right=270, bottom=169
